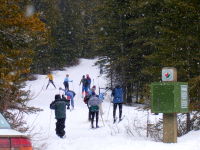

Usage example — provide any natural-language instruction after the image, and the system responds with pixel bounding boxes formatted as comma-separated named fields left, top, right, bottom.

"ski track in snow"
left=24, top=58, right=200, bottom=150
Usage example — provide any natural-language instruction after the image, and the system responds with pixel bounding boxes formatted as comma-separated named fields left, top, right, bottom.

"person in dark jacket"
left=50, top=94, right=68, bottom=138
left=80, top=75, right=89, bottom=97
left=111, top=85, right=124, bottom=123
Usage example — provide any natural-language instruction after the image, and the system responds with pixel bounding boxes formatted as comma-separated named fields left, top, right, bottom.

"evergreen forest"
left=0, top=0, right=200, bottom=132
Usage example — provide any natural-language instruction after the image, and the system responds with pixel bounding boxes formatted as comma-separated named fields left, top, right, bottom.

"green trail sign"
left=151, top=82, right=189, bottom=113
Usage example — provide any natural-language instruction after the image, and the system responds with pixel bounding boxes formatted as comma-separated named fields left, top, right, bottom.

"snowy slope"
left=25, top=58, right=200, bottom=150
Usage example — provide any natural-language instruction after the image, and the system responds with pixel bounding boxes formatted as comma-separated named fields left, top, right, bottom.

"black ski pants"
left=63, top=81, right=69, bottom=90
left=91, top=111, right=99, bottom=128
left=56, top=118, right=66, bottom=137
left=113, top=103, right=122, bottom=120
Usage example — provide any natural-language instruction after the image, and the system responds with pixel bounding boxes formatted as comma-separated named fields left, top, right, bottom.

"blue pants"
left=70, top=97, right=74, bottom=108
left=82, top=86, right=88, bottom=93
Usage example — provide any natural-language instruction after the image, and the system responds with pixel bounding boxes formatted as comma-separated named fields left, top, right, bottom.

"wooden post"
left=163, top=113, right=177, bottom=143
left=162, top=67, right=177, bottom=143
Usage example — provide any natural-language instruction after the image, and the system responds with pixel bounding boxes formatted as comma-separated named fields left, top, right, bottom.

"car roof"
left=0, top=129, right=26, bottom=137
left=0, top=113, right=28, bottom=138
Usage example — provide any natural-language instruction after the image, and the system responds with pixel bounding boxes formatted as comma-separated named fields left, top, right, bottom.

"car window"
left=0, top=113, right=11, bottom=129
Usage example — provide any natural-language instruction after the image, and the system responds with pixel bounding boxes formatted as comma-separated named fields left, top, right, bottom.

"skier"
left=84, top=85, right=96, bottom=121
left=88, top=86, right=102, bottom=128
left=50, top=94, right=68, bottom=138
left=111, top=85, right=124, bottom=123
left=79, top=75, right=89, bottom=97
left=86, top=74, right=91, bottom=90
left=46, top=73, right=56, bottom=89
left=59, top=87, right=76, bottom=109
left=63, top=74, right=73, bottom=90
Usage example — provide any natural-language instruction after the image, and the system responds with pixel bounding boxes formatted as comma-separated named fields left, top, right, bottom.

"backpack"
left=87, top=77, right=91, bottom=84
left=89, top=105, right=99, bottom=112
left=83, top=78, right=89, bottom=86
left=66, top=95, right=71, bottom=101
left=114, top=88, right=123, bottom=99
left=84, top=95, right=90, bottom=104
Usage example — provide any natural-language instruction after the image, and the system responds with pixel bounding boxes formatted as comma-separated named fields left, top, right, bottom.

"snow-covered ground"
left=25, top=58, right=200, bottom=150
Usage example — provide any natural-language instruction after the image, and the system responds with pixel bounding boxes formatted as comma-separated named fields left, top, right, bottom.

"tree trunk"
left=186, top=113, right=191, bottom=133
left=126, top=82, right=132, bottom=104
left=136, top=82, right=139, bottom=103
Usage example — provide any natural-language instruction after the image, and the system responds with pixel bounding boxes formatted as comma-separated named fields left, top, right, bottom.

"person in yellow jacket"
left=46, top=73, right=56, bottom=89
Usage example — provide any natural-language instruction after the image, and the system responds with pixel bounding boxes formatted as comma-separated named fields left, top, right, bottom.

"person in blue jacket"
left=111, top=85, right=124, bottom=123
left=59, top=87, right=76, bottom=109
left=63, top=74, right=73, bottom=90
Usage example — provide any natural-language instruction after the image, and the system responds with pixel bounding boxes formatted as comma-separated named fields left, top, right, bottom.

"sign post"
left=162, top=67, right=177, bottom=143
left=151, top=67, right=189, bottom=143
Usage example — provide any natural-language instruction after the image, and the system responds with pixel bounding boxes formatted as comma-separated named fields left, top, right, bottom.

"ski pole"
left=48, top=110, right=53, bottom=138
left=100, top=112, right=105, bottom=126
left=106, top=99, right=112, bottom=121
left=93, top=79, right=95, bottom=86
left=78, top=85, right=81, bottom=98
left=31, top=80, right=46, bottom=99
left=72, top=82, right=75, bottom=91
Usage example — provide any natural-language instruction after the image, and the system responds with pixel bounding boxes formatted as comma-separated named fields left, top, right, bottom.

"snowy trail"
left=25, top=59, right=200, bottom=150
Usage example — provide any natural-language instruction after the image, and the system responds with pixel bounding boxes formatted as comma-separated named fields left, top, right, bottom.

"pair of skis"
left=113, top=115, right=125, bottom=124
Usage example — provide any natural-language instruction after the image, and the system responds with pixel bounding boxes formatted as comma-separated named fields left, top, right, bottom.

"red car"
left=0, top=113, right=32, bottom=150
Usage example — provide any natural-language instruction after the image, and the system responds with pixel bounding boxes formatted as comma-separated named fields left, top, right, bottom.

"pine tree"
left=31, top=0, right=80, bottom=73
left=91, top=0, right=200, bottom=105
left=0, top=0, right=46, bottom=130
left=142, top=0, right=200, bottom=105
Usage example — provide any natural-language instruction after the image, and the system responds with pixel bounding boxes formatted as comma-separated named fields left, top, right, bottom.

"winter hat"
left=55, top=94, right=61, bottom=100
left=115, top=84, right=120, bottom=88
